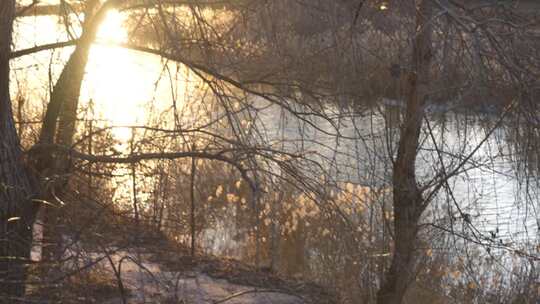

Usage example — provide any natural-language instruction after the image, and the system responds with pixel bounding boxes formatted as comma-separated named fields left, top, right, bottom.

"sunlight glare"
left=97, top=10, right=128, bottom=42
left=84, top=10, right=152, bottom=142
left=82, top=9, right=191, bottom=145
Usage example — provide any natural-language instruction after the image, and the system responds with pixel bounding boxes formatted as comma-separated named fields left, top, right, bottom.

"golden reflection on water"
left=13, top=10, right=192, bottom=143
left=86, top=10, right=160, bottom=141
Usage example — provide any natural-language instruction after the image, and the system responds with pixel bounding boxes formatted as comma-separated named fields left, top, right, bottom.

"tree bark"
left=0, top=0, right=39, bottom=297
left=376, top=1, right=433, bottom=303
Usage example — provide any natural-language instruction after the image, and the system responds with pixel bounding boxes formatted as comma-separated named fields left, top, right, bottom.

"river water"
left=208, top=100, right=539, bottom=250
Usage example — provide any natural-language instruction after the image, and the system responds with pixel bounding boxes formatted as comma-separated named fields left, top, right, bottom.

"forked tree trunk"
left=0, top=0, right=40, bottom=298
left=37, top=37, right=97, bottom=261
left=376, top=1, right=433, bottom=303
left=37, top=0, right=115, bottom=262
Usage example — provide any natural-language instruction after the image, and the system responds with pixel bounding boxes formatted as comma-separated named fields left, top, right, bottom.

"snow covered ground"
left=93, top=251, right=305, bottom=304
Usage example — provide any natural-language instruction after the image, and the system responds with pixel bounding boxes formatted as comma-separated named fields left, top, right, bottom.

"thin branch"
left=213, top=289, right=304, bottom=304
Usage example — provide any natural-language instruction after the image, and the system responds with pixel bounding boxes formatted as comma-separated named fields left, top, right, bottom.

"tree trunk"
left=0, top=0, right=39, bottom=298
left=376, top=1, right=433, bottom=303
